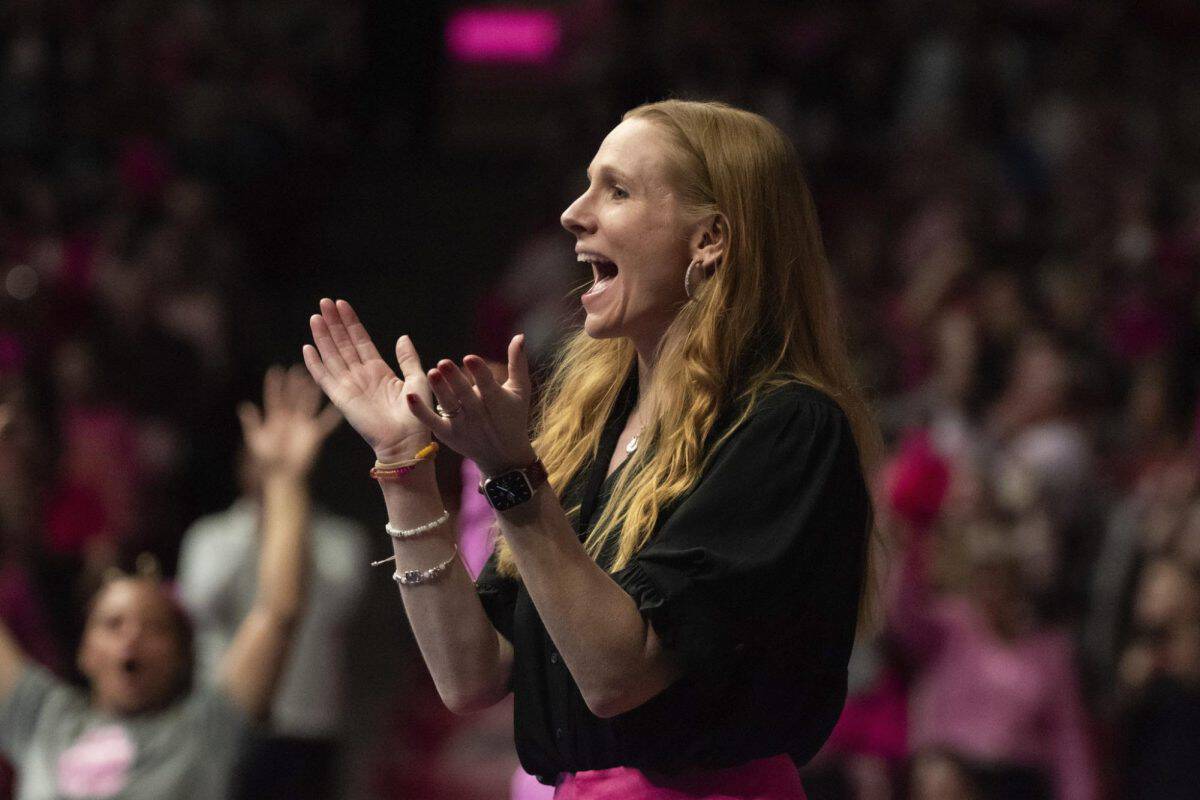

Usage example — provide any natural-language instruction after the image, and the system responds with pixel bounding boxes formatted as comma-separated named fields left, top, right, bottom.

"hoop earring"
left=684, top=260, right=706, bottom=299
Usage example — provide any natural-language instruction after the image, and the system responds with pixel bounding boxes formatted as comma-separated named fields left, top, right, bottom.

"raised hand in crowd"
left=237, top=364, right=344, bottom=481
left=218, top=365, right=341, bottom=719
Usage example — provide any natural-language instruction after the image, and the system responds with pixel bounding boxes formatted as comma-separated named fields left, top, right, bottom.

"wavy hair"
left=495, top=100, right=883, bottom=628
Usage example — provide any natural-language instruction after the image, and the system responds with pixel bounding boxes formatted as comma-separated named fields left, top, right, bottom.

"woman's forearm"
left=255, top=474, right=311, bottom=623
left=496, top=486, right=680, bottom=718
left=219, top=472, right=312, bottom=718
left=380, top=466, right=512, bottom=713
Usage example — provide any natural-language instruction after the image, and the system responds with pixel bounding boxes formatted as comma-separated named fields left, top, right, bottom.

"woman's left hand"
left=406, top=335, right=536, bottom=476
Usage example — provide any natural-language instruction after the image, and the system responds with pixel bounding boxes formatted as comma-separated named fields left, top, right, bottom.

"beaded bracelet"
left=369, top=510, right=451, bottom=567
left=386, top=510, right=449, bottom=539
left=376, top=442, right=439, bottom=468
left=392, top=544, right=459, bottom=586
left=370, top=442, right=439, bottom=480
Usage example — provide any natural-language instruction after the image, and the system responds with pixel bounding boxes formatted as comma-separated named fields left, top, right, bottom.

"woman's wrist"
left=372, top=434, right=433, bottom=465
left=476, top=444, right=539, bottom=479
left=491, top=478, right=553, bottom=527
left=260, top=469, right=310, bottom=490
left=378, top=462, right=446, bottom=530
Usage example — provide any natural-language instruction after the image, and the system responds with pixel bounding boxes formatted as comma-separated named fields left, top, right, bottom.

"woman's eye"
left=611, top=186, right=629, bottom=199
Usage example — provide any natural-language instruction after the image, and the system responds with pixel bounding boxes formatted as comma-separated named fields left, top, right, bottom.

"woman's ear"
left=690, top=213, right=728, bottom=271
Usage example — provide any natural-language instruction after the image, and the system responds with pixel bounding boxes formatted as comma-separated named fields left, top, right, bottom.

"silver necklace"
left=626, top=427, right=645, bottom=454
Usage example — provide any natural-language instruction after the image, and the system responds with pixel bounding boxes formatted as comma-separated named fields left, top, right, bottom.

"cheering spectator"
left=0, top=366, right=339, bottom=799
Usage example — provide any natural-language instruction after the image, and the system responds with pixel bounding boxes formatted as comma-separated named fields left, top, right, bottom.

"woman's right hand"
left=301, top=298, right=431, bottom=463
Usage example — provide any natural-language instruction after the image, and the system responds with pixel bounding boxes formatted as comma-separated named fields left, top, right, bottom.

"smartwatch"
left=478, top=458, right=548, bottom=512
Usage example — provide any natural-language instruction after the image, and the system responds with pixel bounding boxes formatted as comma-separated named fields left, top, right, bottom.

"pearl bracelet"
left=368, top=510, right=451, bottom=567
left=385, top=510, right=450, bottom=539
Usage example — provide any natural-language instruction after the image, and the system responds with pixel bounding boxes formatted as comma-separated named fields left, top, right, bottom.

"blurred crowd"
left=0, top=2, right=369, bottom=798
left=2, top=1, right=1199, bottom=799
left=0, top=0, right=365, bottom=620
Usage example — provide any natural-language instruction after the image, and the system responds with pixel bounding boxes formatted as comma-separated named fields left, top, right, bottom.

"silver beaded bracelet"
left=393, top=544, right=459, bottom=586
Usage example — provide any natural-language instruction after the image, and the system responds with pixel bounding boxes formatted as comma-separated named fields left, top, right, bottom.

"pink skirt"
left=553, top=755, right=807, bottom=800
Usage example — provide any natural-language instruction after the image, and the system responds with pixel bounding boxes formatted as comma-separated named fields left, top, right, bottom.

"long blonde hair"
left=496, top=100, right=883, bottom=627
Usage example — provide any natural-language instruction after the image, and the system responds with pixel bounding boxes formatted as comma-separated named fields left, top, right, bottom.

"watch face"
left=485, top=471, right=533, bottom=511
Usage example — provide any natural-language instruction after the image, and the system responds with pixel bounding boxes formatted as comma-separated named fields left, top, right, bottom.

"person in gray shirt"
left=0, top=365, right=341, bottom=800
left=177, top=453, right=365, bottom=799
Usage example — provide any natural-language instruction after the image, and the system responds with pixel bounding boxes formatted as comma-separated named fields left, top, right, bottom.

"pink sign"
left=446, top=8, right=561, bottom=64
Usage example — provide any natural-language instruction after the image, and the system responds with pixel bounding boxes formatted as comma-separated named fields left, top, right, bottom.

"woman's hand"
left=406, top=335, right=535, bottom=477
left=301, top=298, right=431, bottom=463
left=239, top=364, right=342, bottom=480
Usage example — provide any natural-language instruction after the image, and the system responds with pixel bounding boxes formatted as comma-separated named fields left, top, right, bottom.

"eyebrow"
left=585, top=164, right=633, bottom=185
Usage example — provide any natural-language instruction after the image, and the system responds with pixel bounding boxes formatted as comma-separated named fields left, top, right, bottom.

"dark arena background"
left=1, top=2, right=1199, bottom=799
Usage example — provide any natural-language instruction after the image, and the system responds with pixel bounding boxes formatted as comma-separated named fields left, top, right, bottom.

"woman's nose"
left=560, top=194, right=596, bottom=236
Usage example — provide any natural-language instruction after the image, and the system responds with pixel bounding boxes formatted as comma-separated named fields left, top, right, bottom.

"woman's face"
left=78, top=579, right=187, bottom=715
left=560, top=118, right=697, bottom=354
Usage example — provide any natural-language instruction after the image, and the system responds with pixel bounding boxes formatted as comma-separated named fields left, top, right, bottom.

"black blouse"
left=475, top=370, right=871, bottom=784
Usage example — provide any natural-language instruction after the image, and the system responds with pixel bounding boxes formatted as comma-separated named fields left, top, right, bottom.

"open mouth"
left=121, top=658, right=140, bottom=675
left=579, top=253, right=619, bottom=297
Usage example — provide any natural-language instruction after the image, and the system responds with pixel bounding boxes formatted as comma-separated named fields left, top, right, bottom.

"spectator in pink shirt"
left=885, top=433, right=1098, bottom=800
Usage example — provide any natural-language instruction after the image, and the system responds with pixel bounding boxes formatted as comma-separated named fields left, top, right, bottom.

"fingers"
left=395, top=335, right=424, bottom=380
left=432, top=360, right=484, bottom=415
left=259, top=362, right=329, bottom=427
left=427, top=363, right=466, bottom=416
left=463, top=355, right=502, bottom=399
left=286, top=364, right=321, bottom=417
left=316, top=403, right=343, bottom=436
left=406, top=393, right=452, bottom=437
left=318, top=297, right=364, bottom=368
left=336, top=299, right=385, bottom=365
left=506, top=334, right=531, bottom=400
left=262, top=365, right=285, bottom=418
left=236, top=401, right=262, bottom=440
left=282, top=365, right=301, bottom=411
left=301, top=344, right=334, bottom=394
left=309, top=314, right=351, bottom=378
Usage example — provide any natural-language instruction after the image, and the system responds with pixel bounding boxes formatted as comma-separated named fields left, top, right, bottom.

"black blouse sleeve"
left=613, top=387, right=868, bottom=678
left=475, top=550, right=519, bottom=643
